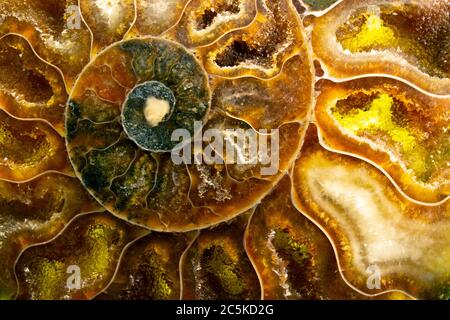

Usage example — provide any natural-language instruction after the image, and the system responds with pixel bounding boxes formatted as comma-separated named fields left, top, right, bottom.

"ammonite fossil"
left=0, top=0, right=448, bottom=301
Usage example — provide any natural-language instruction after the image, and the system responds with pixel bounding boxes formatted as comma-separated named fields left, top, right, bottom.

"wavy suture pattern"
left=0, top=0, right=91, bottom=89
left=181, top=212, right=261, bottom=300
left=65, top=0, right=313, bottom=232
left=0, top=173, right=100, bottom=300
left=246, top=175, right=411, bottom=300
left=0, top=110, right=72, bottom=181
left=315, top=77, right=449, bottom=203
left=15, top=212, right=148, bottom=300
left=247, top=175, right=367, bottom=300
left=211, top=54, right=313, bottom=130
left=0, top=0, right=448, bottom=301
left=97, top=231, right=197, bottom=300
left=300, top=0, right=339, bottom=12
left=126, top=0, right=191, bottom=38
left=195, top=0, right=308, bottom=79
left=187, top=119, right=306, bottom=210
left=311, top=0, right=450, bottom=95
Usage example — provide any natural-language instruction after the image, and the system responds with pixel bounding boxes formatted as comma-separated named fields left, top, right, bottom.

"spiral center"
left=122, top=81, right=176, bottom=152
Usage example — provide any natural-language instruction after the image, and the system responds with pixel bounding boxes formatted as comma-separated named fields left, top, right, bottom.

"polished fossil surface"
left=0, top=0, right=448, bottom=300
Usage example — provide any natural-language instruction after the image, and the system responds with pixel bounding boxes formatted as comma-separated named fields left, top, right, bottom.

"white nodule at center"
left=143, top=96, right=171, bottom=127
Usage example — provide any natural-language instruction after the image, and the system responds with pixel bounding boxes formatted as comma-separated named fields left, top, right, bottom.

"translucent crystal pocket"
left=0, top=0, right=448, bottom=301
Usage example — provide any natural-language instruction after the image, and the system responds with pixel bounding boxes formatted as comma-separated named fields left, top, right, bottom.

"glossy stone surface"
left=0, top=0, right=91, bottom=89
left=292, top=126, right=450, bottom=299
left=15, top=212, right=147, bottom=300
left=181, top=213, right=261, bottom=300
left=0, top=173, right=100, bottom=299
left=0, top=0, right=447, bottom=301
left=315, top=77, right=449, bottom=203
left=311, top=0, right=450, bottom=95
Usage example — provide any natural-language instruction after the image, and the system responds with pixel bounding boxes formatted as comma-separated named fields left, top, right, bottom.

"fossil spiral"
left=0, top=0, right=448, bottom=300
